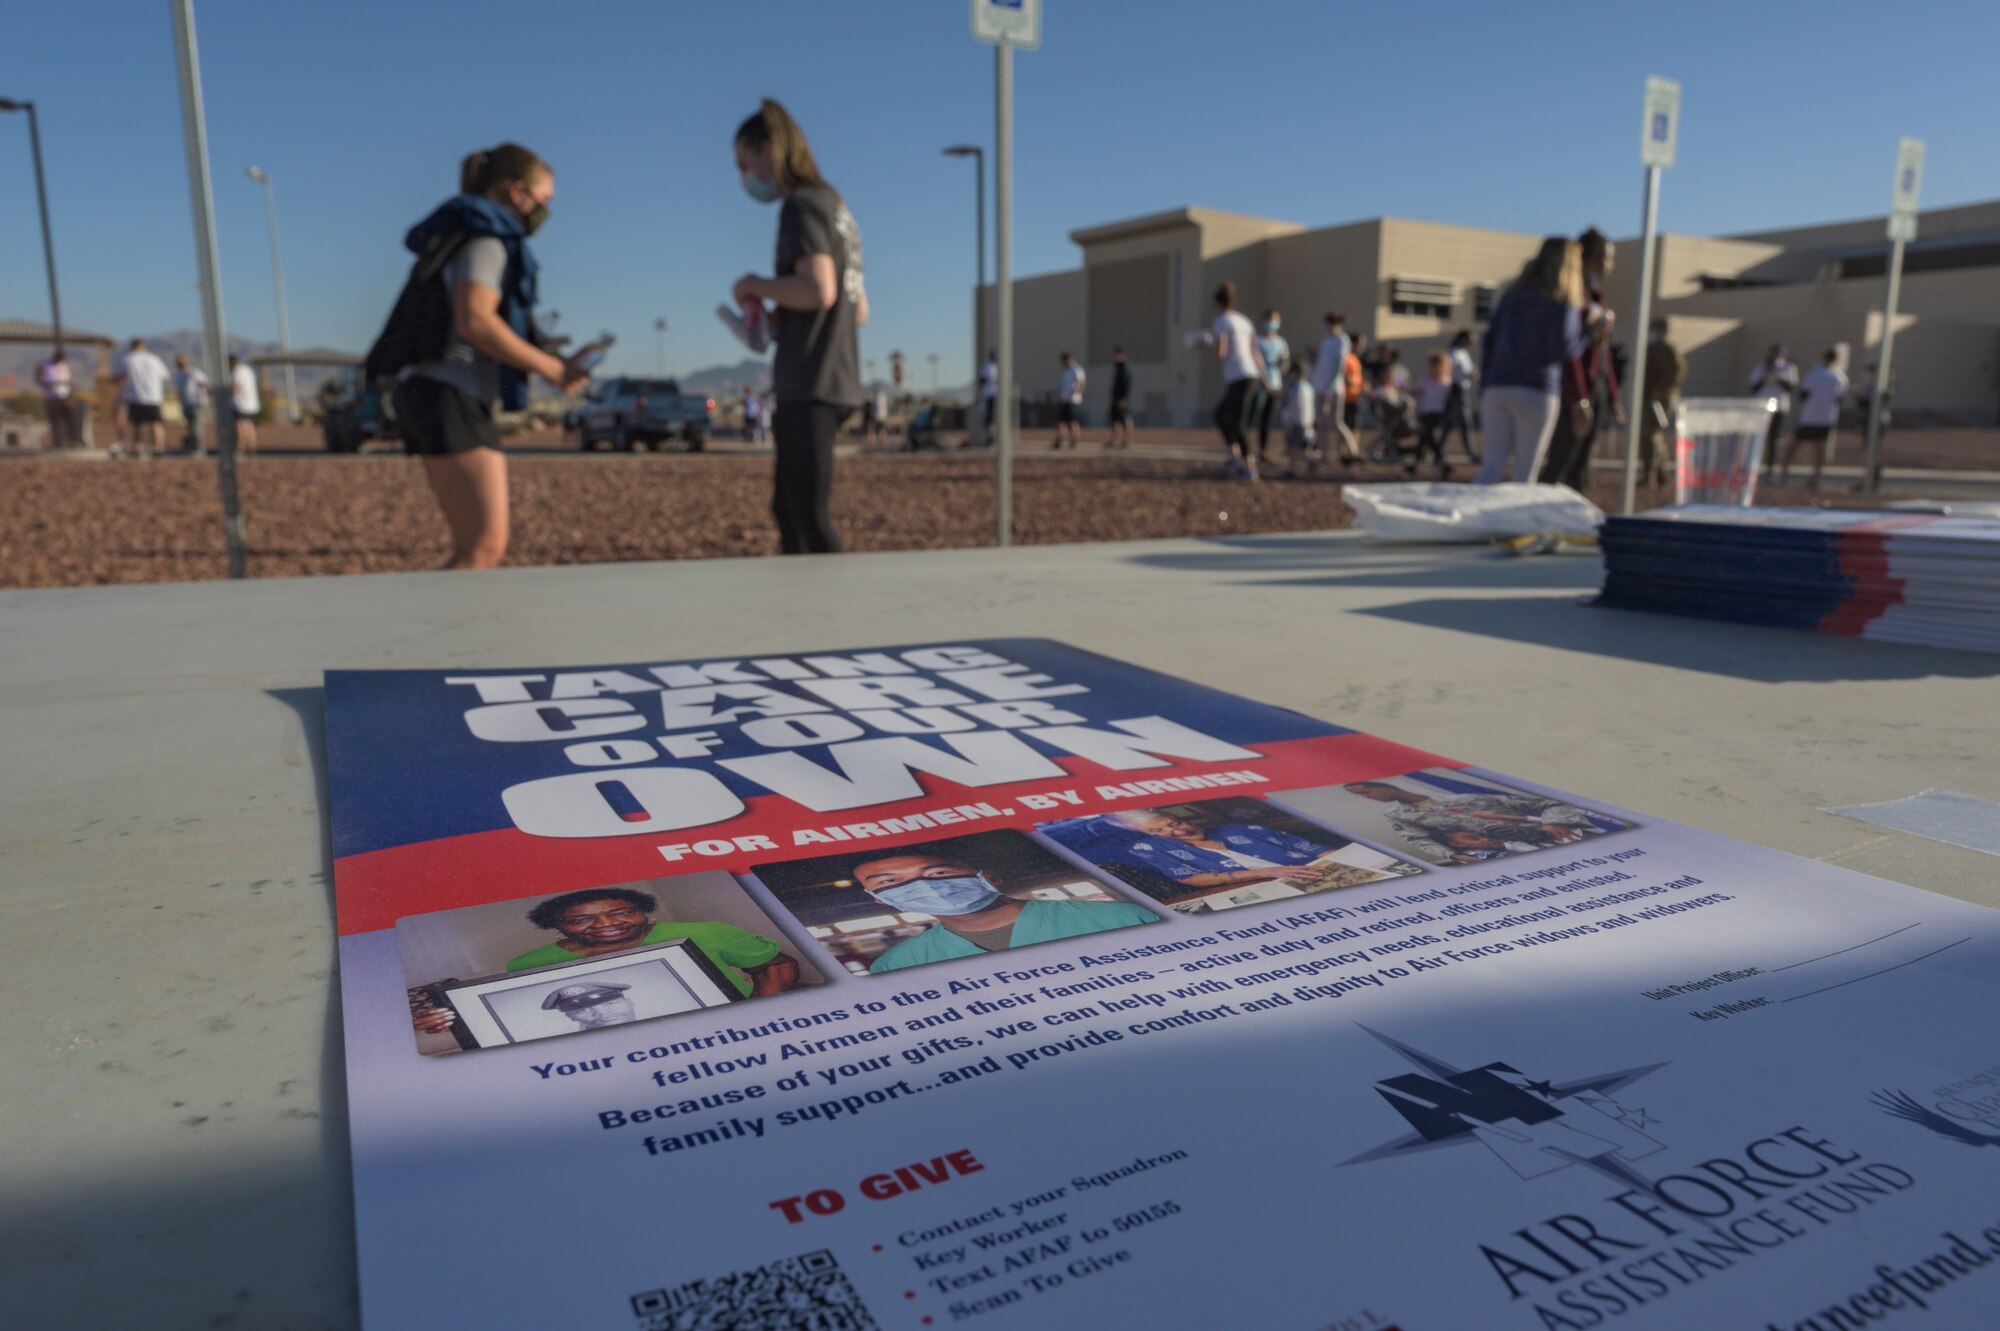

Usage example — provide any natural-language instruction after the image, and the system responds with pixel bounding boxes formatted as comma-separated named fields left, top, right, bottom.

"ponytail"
left=460, top=143, right=549, bottom=196
left=734, top=98, right=836, bottom=200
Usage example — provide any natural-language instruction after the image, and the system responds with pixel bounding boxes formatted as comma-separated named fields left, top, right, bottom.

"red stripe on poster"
left=331, top=732, right=1456, bottom=935
left=1819, top=531, right=1904, bottom=637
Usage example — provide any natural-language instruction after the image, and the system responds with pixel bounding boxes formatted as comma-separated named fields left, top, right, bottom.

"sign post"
left=170, top=0, right=246, bottom=579
left=972, top=0, right=1039, bottom=547
left=1621, top=76, right=1679, bottom=516
left=1864, top=137, right=1923, bottom=495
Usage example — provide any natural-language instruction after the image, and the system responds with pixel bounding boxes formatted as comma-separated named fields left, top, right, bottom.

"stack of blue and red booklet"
left=1599, top=505, right=2000, bottom=654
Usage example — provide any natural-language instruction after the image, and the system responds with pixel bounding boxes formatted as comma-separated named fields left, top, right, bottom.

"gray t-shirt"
left=773, top=186, right=862, bottom=408
left=405, top=235, right=506, bottom=405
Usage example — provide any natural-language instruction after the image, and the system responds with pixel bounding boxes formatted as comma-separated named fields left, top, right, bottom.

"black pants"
left=1250, top=385, right=1278, bottom=452
left=1413, top=412, right=1446, bottom=470
left=183, top=404, right=202, bottom=451
left=772, top=400, right=846, bottom=554
left=1440, top=383, right=1478, bottom=461
left=1214, top=378, right=1254, bottom=457
left=1540, top=403, right=1601, bottom=491
left=1761, top=410, right=1789, bottom=473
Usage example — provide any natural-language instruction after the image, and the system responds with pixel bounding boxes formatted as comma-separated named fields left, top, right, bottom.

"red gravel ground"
left=1, top=425, right=1989, bottom=589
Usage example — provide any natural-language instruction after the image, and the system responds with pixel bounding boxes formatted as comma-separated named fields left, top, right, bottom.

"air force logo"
left=1343, top=1024, right=1669, bottom=1191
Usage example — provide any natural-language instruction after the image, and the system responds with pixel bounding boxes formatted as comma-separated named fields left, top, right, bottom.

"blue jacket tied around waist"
left=404, top=193, right=541, bottom=411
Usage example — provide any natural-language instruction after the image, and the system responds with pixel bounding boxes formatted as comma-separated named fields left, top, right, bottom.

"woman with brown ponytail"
left=730, top=100, right=866, bottom=555
left=393, top=144, right=590, bottom=568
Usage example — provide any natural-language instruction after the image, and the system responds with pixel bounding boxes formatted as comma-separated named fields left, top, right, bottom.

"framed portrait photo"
left=432, top=937, right=741, bottom=1050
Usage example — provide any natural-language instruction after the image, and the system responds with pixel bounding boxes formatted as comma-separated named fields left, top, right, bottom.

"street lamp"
left=244, top=166, right=299, bottom=421
left=943, top=144, right=985, bottom=435
left=654, top=317, right=667, bottom=376
left=0, top=97, right=65, bottom=354
left=927, top=352, right=939, bottom=393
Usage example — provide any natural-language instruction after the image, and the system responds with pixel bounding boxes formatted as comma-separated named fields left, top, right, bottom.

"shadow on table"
left=1123, top=535, right=1604, bottom=592
left=1353, top=596, right=2000, bottom=683
left=1, top=698, right=360, bottom=1329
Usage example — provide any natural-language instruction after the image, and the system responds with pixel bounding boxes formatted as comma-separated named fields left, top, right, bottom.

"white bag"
left=1342, top=482, right=1605, bottom=543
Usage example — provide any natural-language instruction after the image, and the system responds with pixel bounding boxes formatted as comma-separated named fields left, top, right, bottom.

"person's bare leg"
left=1808, top=440, right=1825, bottom=490
left=239, top=419, right=257, bottom=454
left=421, top=449, right=510, bottom=569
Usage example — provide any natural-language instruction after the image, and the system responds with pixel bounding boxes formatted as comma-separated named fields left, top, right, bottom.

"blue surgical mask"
left=741, top=170, right=781, bottom=205
left=872, top=873, right=1002, bottom=917
left=1265, top=320, right=1280, bottom=334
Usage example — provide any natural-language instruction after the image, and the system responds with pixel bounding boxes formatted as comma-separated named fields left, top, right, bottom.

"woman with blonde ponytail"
left=730, top=99, right=867, bottom=554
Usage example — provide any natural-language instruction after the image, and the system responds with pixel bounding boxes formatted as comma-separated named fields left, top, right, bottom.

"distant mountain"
left=670, top=358, right=771, bottom=396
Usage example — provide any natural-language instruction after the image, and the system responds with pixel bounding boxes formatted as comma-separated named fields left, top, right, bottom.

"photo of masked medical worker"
left=1036, top=796, right=1423, bottom=914
left=397, top=871, right=822, bottom=1054
left=1273, top=768, right=1633, bottom=867
left=753, top=830, right=1158, bottom=976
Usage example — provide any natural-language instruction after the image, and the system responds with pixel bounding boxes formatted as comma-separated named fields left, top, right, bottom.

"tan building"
left=979, top=200, right=2000, bottom=428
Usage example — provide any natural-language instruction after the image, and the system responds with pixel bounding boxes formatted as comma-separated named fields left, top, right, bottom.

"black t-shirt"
left=773, top=186, right=863, bottom=408
left=1111, top=362, right=1132, bottom=402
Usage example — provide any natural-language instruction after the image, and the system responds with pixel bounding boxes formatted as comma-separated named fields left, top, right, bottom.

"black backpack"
left=363, top=229, right=470, bottom=383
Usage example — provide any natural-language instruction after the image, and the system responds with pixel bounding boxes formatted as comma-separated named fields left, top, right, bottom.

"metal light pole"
left=1622, top=77, right=1679, bottom=515
left=927, top=353, right=939, bottom=393
left=244, top=166, right=299, bottom=422
left=654, top=317, right=667, bottom=376
left=0, top=98, right=63, bottom=354
left=943, top=144, right=984, bottom=438
left=994, top=44, right=1014, bottom=546
left=1620, top=166, right=1662, bottom=514
left=1866, top=139, right=1925, bottom=495
left=170, top=0, right=246, bottom=579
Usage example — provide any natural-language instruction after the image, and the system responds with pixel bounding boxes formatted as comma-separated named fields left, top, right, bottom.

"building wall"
left=976, top=198, right=2000, bottom=430
left=1732, top=198, right=2000, bottom=254
left=1657, top=266, right=2000, bottom=420
left=1373, top=219, right=1543, bottom=343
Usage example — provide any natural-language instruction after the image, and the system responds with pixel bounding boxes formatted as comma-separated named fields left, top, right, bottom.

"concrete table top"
left=4, top=532, right=1996, bottom=1329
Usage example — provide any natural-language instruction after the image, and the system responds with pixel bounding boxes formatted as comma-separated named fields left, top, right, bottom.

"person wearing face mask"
left=850, top=851, right=1156, bottom=974
left=731, top=99, right=867, bottom=555
left=1250, top=309, right=1290, bottom=466
left=389, top=143, right=591, bottom=569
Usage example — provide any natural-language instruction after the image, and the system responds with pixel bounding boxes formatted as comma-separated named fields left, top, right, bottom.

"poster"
left=327, top=639, right=2000, bottom=1331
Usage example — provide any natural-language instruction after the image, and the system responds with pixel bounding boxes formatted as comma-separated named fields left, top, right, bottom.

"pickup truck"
left=574, top=377, right=712, bottom=451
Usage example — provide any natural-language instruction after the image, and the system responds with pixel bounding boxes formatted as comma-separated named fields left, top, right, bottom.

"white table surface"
left=4, top=532, right=1996, bottom=1329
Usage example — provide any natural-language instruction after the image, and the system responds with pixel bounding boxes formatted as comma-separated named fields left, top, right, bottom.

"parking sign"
left=1891, top=138, right=1925, bottom=214
left=971, top=0, right=1041, bottom=49
left=1641, top=76, right=1680, bottom=169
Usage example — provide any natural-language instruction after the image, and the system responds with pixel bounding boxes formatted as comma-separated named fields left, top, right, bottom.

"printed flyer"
left=327, top=639, right=2000, bottom=1331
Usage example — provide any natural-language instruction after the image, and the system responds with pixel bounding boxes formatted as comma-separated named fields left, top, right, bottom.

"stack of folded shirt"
left=1598, top=505, right=2000, bottom=653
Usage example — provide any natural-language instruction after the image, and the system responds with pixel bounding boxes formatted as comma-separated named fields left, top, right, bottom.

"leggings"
left=1251, top=385, right=1278, bottom=451
left=1476, top=386, right=1560, bottom=484
left=1440, top=383, right=1477, bottom=460
left=772, top=400, right=847, bottom=554
left=1214, top=378, right=1254, bottom=457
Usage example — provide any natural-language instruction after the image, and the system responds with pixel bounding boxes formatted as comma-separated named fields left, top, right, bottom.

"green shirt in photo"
left=507, top=921, right=780, bottom=997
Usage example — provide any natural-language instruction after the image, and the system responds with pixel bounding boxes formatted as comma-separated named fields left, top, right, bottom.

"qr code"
left=630, top=1249, right=879, bottom=1331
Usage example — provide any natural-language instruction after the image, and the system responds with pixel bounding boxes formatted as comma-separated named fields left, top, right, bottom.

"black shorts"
left=394, top=376, right=499, bottom=456
left=1057, top=402, right=1080, bottom=425
left=1794, top=424, right=1832, bottom=443
left=1109, top=398, right=1131, bottom=424
left=127, top=403, right=162, bottom=425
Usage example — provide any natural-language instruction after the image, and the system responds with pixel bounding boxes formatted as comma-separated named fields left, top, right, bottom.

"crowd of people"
left=21, top=119, right=1911, bottom=567
left=33, top=340, right=265, bottom=457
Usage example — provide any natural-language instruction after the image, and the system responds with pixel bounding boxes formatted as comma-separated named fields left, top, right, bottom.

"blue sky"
left=2, top=0, right=1995, bottom=385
